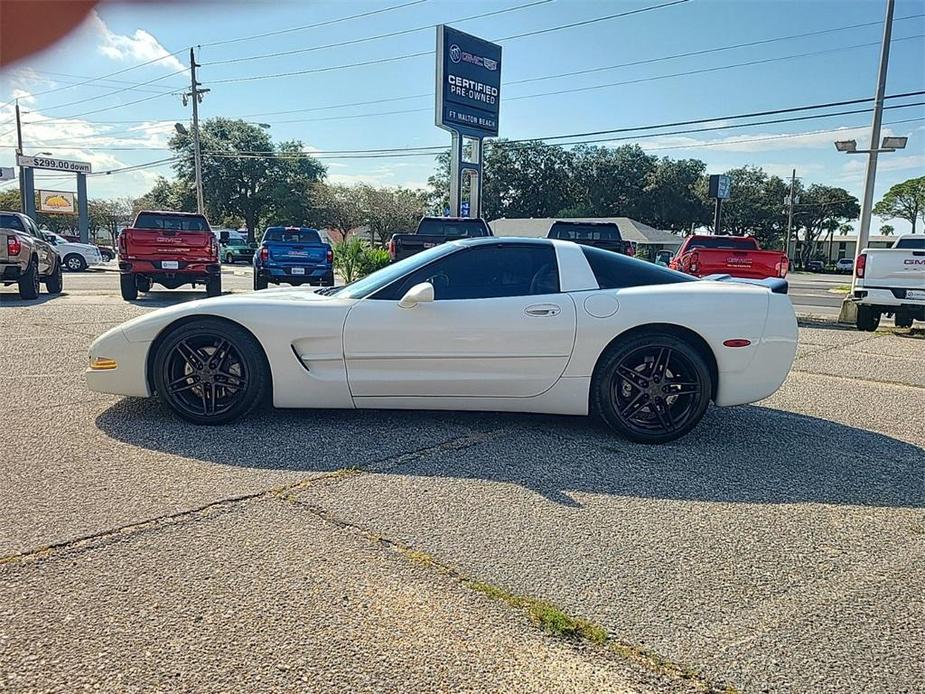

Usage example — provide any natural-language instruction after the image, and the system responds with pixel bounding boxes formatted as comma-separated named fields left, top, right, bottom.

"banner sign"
left=709, top=174, right=732, bottom=199
left=435, top=25, right=502, bottom=138
left=38, top=190, right=77, bottom=214
left=17, top=154, right=91, bottom=174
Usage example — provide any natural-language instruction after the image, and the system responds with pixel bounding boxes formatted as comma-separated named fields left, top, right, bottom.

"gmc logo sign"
left=904, top=259, right=925, bottom=265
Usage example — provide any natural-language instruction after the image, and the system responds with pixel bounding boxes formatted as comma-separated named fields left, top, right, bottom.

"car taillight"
left=625, top=243, right=635, bottom=257
left=210, top=236, right=218, bottom=258
left=387, top=239, right=396, bottom=258
left=7, top=235, right=21, bottom=256
left=776, top=257, right=789, bottom=278
left=855, top=253, right=866, bottom=278
left=326, top=247, right=333, bottom=263
left=259, top=246, right=268, bottom=262
left=689, top=251, right=699, bottom=273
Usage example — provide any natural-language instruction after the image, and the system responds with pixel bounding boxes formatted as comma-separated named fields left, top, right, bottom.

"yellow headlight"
left=89, top=357, right=118, bottom=371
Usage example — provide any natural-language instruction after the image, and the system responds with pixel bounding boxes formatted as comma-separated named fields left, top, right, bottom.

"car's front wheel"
left=64, top=254, right=87, bottom=272
left=152, top=319, right=269, bottom=425
left=591, top=332, right=712, bottom=444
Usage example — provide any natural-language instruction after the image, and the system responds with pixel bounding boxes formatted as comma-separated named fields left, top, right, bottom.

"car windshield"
left=550, top=224, right=621, bottom=241
left=135, top=214, right=209, bottom=231
left=264, top=228, right=322, bottom=243
left=895, top=237, right=925, bottom=249
left=416, top=219, right=488, bottom=237
left=331, top=243, right=458, bottom=299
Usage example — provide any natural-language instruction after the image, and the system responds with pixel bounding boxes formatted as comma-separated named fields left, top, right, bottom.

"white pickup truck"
left=852, top=234, right=925, bottom=330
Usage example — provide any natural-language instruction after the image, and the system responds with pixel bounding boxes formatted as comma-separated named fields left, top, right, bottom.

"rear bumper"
left=1, top=264, right=22, bottom=280
left=256, top=265, right=333, bottom=282
left=119, top=260, right=221, bottom=277
left=851, top=287, right=925, bottom=309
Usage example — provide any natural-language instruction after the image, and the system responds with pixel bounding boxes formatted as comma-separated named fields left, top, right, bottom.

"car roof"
left=137, top=210, right=206, bottom=217
left=454, top=236, right=553, bottom=248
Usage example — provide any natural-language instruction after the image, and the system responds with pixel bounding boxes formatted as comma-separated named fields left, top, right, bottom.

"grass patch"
left=828, top=285, right=852, bottom=294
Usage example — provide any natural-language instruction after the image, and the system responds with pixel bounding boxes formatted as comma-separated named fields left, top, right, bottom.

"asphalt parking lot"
left=1, top=270, right=923, bottom=693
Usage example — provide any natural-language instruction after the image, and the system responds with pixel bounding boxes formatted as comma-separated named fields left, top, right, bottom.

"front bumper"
left=85, top=326, right=151, bottom=397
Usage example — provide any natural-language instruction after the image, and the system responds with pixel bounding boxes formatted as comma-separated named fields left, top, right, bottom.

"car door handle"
left=525, top=304, right=561, bottom=317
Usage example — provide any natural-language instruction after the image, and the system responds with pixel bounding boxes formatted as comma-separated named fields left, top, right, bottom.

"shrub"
left=334, top=239, right=391, bottom=283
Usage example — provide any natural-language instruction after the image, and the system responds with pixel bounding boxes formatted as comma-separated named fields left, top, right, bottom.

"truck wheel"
left=18, top=257, right=40, bottom=299
left=894, top=312, right=914, bottom=329
left=856, top=305, right=880, bottom=332
left=206, top=275, right=222, bottom=297
left=254, top=274, right=268, bottom=291
left=225, top=253, right=234, bottom=264
left=44, top=258, right=63, bottom=294
left=322, top=273, right=335, bottom=287
left=120, top=273, right=138, bottom=301
left=64, top=253, right=87, bottom=272
left=136, top=276, right=152, bottom=293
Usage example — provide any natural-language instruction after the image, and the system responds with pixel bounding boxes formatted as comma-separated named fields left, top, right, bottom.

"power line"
left=89, top=157, right=179, bottom=176
left=24, top=91, right=177, bottom=124
left=202, top=0, right=553, bottom=66
left=35, top=69, right=187, bottom=115
left=199, top=0, right=431, bottom=48
left=210, top=0, right=690, bottom=85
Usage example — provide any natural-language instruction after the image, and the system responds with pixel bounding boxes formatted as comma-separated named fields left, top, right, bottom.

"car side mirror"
left=398, top=282, right=434, bottom=309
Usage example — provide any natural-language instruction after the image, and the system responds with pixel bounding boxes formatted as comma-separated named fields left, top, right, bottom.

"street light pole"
left=856, top=0, right=894, bottom=260
left=786, top=168, right=796, bottom=263
left=15, top=99, right=24, bottom=214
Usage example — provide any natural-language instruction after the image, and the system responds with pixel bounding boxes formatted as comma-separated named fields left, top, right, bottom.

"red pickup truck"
left=117, top=210, right=221, bottom=301
left=670, top=235, right=788, bottom=279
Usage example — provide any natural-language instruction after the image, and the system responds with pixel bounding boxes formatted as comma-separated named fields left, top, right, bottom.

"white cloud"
left=90, top=12, right=186, bottom=73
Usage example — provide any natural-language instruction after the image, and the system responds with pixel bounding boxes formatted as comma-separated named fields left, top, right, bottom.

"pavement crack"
left=363, top=428, right=512, bottom=473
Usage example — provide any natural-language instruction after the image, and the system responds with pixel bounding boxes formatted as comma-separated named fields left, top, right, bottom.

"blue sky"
left=1, top=0, right=923, bottom=232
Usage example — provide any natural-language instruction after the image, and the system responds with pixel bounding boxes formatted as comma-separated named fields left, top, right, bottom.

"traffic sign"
left=16, top=154, right=91, bottom=174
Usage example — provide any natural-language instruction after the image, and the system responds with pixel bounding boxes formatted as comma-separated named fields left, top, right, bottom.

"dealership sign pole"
left=435, top=25, right=501, bottom=218
left=708, top=174, right=732, bottom=235
left=16, top=155, right=92, bottom=242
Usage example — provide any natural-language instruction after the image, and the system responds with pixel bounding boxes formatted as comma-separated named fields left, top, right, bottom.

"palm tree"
left=879, top=224, right=895, bottom=236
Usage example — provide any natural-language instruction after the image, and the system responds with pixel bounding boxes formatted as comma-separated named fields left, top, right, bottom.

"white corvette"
left=87, top=238, right=798, bottom=443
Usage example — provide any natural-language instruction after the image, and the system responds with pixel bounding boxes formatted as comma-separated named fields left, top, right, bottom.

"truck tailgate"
left=121, top=229, right=213, bottom=259
left=266, top=241, right=327, bottom=263
left=695, top=248, right=786, bottom=279
left=864, top=248, right=925, bottom=290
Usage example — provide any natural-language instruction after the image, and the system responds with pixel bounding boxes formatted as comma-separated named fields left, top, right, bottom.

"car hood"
left=109, top=286, right=354, bottom=344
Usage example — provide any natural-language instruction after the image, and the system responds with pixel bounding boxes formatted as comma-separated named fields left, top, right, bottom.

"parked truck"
left=851, top=234, right=925, bottom=330
left=253, top=226, right=334, bottom=289
left=0, top=211, right=63, bottom=299
left=117, top=210, right=220, bottom=301
left=670, top=235, right=788, bottom=280
left=387, top=217, right=492, bottom=262
left=546, top=220, right=635, bottom=256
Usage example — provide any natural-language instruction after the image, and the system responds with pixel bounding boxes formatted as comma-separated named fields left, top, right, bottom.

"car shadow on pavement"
left=96, top=398, right=923, bottom=509
left=0, top=292, right=70, bottom=306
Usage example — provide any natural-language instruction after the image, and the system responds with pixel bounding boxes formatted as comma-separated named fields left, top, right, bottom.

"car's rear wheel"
left=592, top=332, right=712, bottom=444
left=153, top=319, right=268, bottom=425
left=120, top=273, right=138, bottom=301
left=64, top=254, right=87, bottom=272
left=44, top=258, right=63, bottom=294
left=894, top=311, right=914, bottom=329
left=254, top=274, right=268, bottom=291
left=18, top=257, right=40, bottom=299
left=225, top=253, right=234, bottom=264
left=856, top=305, right=880, bottom=332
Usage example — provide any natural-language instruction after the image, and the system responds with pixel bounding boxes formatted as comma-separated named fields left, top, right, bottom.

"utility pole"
left=856, top=0, right=894, bottom=260
left=186, top=47, right=209, bottom=215
left=15, top=99, right=24, bottom=213
left=786, top=168, right=797, bottom=263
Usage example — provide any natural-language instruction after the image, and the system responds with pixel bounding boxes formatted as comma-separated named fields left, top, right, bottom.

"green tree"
left=873, top=176, right=925, bottom=233
left=312, top=183, right=367, bottom=242
left=89, top=198, right=133, bottom=246
left=361, top=185, right=426, bottom=245
left=569, top=144, right=655, bottom=219
left=133, top=177, right=190, bottom=215
left=879, top=224, right=895, bottom=236
left=700, top=166, right=791, bottom=247
left=169, top=118, right=325, bottom=242
left=644, top=157, right=710, bottom=232
left=794, top=185, right=860, bottom=265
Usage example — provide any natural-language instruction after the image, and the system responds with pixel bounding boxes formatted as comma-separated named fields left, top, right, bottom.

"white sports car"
left=87, top=238, right=798, bottom=443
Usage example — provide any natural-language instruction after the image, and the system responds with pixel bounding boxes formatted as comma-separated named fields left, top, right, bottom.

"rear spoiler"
left=703, top=274, right=788, bottom=295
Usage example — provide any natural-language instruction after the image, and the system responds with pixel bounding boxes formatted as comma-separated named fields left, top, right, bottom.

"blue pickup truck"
left=253, top=226, right=334, bottom=290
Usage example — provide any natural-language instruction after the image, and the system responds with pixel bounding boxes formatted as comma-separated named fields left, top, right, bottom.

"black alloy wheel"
left=153, top=319, right=268, bottom=425
left=593, top=332, right=712, bottom=444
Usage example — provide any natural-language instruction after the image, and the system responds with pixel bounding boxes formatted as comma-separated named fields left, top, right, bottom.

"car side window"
left=581, top=246, right=696, bottom=288
left=375, top=244, right=560, bottom=301
left=0, top=214, right=25, bottom=232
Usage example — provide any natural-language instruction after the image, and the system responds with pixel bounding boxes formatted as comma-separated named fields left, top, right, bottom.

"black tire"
left=18, top=257, right=40, bottom=299
left=120, top=273, right=138, bottom=301
left=136, top=276, right=152, bottom=293
left=322, top=273, right=335, bottom=287
left=253, top=274, right=268, bottom=291
left=591, top=331, right=712, bottom=444
left=225, top=253, right=234, bottom=264
left=152, top=318, right=269, bottom=425
left=44, top=258, right=63, bottom=294
left=206, top=275, right=222, bottom=297
left=894, top=312, right=914, bottom=329
left=100, top=249, right=114, bottom=262
left=856, top=305, right=880, bottom=332
left=64, top=254, right=87, bottom=272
